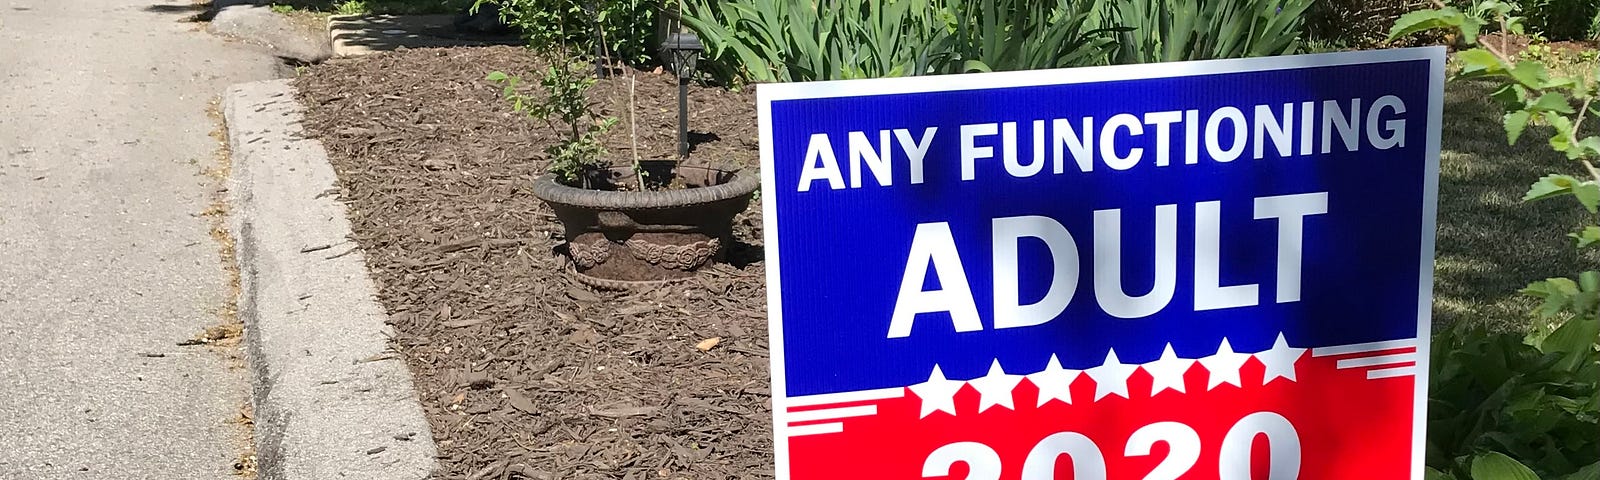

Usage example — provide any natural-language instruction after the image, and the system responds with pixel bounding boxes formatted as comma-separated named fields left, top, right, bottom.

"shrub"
left=335, top=0, right=369, bottom=14
left=1392, top=2, right=1600, bottom=478
left=1305, top=0, right=1429, bottom=48
left=1518, top=0, right=1599, bottom=41
left=488, top=59, right=617, bottom=186
left=1441, top=0, right=1599, bottom=41
left=476, top=0, right=661, bottom=65
left=1427, top=319, right=1599, bottom=480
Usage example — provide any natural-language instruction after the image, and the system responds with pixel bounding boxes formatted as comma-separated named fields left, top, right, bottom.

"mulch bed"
left=1478, top=32, right=1598, bottom=57
left=293, top=46, right=773, bottom=479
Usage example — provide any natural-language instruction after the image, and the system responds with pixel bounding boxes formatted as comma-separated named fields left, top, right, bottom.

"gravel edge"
left=224, top=79, right=437, bottom=480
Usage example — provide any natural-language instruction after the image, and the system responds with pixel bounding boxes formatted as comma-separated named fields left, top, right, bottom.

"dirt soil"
left=294, top=46, right=773, bottom=479
left=1478, top=33, right=1598, bottom=57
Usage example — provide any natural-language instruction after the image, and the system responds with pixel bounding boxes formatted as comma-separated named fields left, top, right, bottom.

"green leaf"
left=1471, top=452, right=1541, bottom=480
left=1544, top=277, right=1581, bottom=296
left=1506, top=111, right=1532, bottom=145
left=1525, top=278, right=1578, bottom=318
left=1574, top=182, right=1599, bottom=213
left=1532, top=93, right=1577, bottom=114
left=1565, top=461, right=1600, bottom=480
left=1427, top=466, right=1459, bottom=480
left=1388, top=8, right=1465, bottom=40
left=1458, top=48, right=1506, bottom=76
left=485, top=71, right=509, bottom=82
left=1540, top=313, right=1599, bottom=363
left=1578, top=137, right=1600, bottom=160
left=1510, top=61, right=1554, bottom=89
left=1573, top=226, right=1600, bottom=249
left=1525, top=174, right=1585, bottom=202
left=1547, top=116, right=1577, bottom=154
left=1490, top=84, right=1524, bottom=105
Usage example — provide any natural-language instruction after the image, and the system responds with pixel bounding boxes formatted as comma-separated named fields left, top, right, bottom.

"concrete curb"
left=224, top=79, right=436, bottom=480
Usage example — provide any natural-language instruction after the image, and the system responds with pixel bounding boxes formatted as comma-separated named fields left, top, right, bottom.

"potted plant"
left=488, top=37, right=757, bottom=288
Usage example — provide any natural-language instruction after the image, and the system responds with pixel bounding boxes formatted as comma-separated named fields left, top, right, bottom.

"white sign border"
left=757, top=47, right=1446, bottom=480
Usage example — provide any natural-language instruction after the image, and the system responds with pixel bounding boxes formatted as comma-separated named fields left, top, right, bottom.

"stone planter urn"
left=530, top=164, right=759, bottom=288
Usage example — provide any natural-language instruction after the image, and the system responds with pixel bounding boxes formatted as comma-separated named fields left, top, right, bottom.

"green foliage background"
left=1491, top=0, right=1600, bottom=40
left=477, top=0, right=662, bottom=65
left=469, top=2, right=1600, bottom=475
left=679, top=0, right=1315, bottom=84
left=1393, top=2, right=1600, bottom=479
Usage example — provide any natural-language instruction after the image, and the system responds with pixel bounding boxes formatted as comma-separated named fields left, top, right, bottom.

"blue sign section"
left=762, top=52, right=1439, bottom=398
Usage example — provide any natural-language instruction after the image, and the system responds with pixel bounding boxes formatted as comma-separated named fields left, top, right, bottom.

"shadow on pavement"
left=143, top=2, right=214, bottom=21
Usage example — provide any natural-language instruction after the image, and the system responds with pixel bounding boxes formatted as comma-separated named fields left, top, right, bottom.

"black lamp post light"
left=662, top=32, right=703, bottom=160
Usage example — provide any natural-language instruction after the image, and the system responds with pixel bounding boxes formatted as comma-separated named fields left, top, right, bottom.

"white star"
left=1027, top=354, right=1081, bottom=407
left=908, top=365, right=964, bottom=418
left=968, top=359, right=1024, bottom=413
left=1199, top=338, right=1252, bottom=390
left=1143, top=343, right=1195, bottom=395
left=1256, top=333, right=1306, bottom=385
left=1085, top=349, right=1138, bottom=401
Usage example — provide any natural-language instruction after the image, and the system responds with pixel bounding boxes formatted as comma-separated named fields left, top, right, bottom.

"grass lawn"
left=1435, top=78, right=1600, bottom=330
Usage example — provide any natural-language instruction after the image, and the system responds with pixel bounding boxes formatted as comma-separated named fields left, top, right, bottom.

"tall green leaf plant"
left=1090, top=0, right=1315, bottom=64
left=679, top=0, right=951, bottom=83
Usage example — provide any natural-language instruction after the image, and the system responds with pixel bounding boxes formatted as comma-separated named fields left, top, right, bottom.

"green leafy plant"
left=264, top=0, right=470, bottom=15
left=1304, top=0, right=1424, bottom=49
left=679, top=0, right=950, bottom=83
left=1515, top=0, right=1597, bottom=41
left=1517, top=43, right=1600, bottom=87
left=1089, top=0, right=1314, bottom=64
left=922, top=0, right=1118, bottom=74
left=1590, top=6, right=1600, bottom=40
left=1391, top=2, right=1600, bottom=479
left=488, top=59, right=618, bottom=186
left=1427, top=318, right=1599, bottom=480
left=335, top=0, right=370, bottom=14
left=680, top=0, right=1313, bottom=84
left=475, top=0, right=660, bottom=65
left=680, top=0, right=1126, bottom=83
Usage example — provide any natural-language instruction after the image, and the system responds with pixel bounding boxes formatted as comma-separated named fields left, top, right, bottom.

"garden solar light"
left=662, top=32, right=703, bottom=159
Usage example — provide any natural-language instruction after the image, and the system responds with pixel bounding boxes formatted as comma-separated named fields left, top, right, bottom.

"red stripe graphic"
left=784, top=338, right=1418, bottom=479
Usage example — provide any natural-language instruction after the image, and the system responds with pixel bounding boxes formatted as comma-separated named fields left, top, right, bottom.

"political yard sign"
left=757, top=47, right=1444, bottom=479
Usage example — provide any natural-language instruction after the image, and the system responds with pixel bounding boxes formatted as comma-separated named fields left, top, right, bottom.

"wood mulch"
left=293, top=46, right=773, bottom=479
left=1478, top=32, right=1598, bottom=57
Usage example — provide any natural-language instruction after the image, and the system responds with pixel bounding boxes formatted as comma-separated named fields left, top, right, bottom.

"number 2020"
left=923, top=411, right=1301, bottom=480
